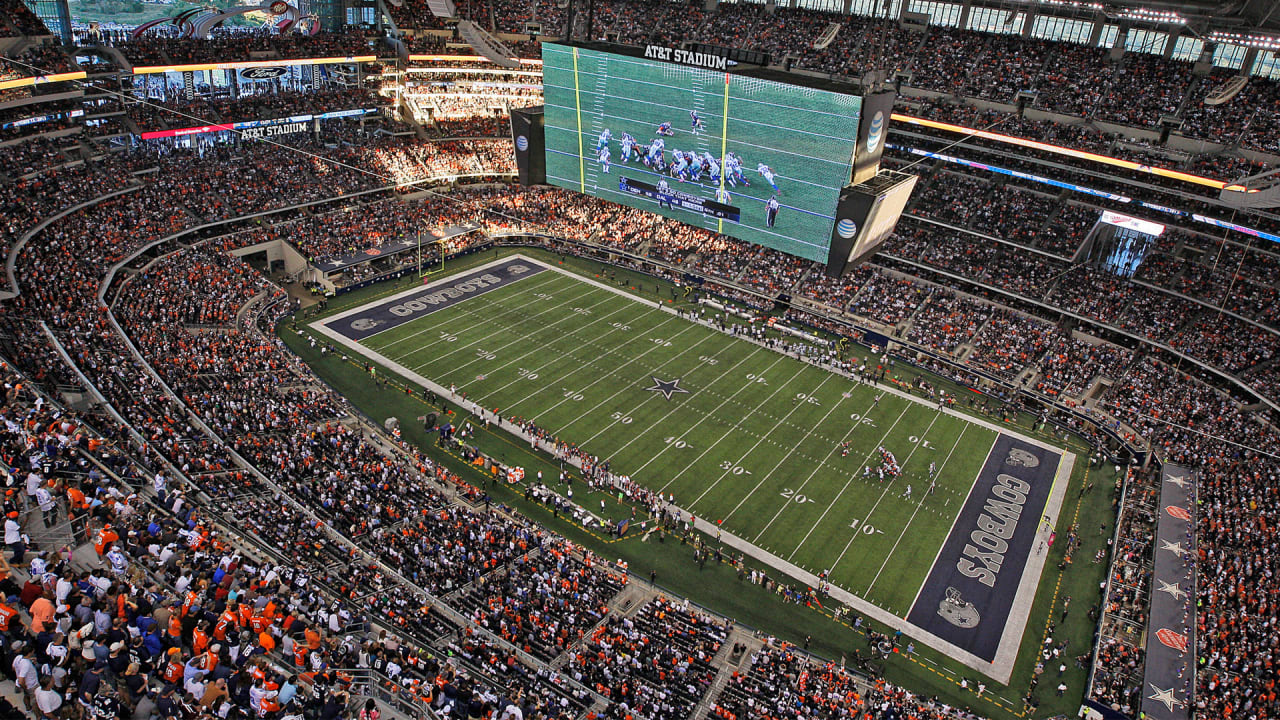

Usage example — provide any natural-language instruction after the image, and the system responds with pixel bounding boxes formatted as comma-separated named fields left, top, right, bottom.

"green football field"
left=541, top=42, right=861, bottom=263
left=311, top=258, right=1073, bottom=623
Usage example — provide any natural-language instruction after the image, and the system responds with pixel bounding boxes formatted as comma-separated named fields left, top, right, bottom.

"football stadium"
left=0, top=0, right=1274, bottom=719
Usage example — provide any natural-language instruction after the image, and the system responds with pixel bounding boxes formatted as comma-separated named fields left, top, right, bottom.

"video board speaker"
left=509, top=105, right=546, bottom=186
left=825, top=169, right=918, bottom=277
left=851, top=90, right=894, bottom=185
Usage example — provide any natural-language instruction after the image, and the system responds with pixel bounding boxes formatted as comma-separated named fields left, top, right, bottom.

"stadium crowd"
left=4, top=4, right=1280, bottom=719
left=112, top=27, right=371, bottom=68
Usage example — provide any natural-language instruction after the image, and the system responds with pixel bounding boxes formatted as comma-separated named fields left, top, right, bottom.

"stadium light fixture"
left=1107, top=7, right=1186, bottom=24
left=1034, top=0, right=1103, bottom=11
left=425, top=0, right=456, bottom=18
left=1207, top=31, right=1280, bottom=51
left=456, top=20, right=520, bottom=69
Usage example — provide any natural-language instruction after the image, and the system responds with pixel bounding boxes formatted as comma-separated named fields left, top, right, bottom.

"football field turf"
left=314, top=255, right=1072, bottom=681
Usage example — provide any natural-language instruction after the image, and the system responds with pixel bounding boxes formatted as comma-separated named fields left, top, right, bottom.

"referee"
left=766, top=195, right=780, bottom=227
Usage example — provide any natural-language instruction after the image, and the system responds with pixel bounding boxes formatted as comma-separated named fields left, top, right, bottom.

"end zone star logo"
left=645, top=376, right=690, bottom=400
left=1148, top=684, right=1184, bottom=712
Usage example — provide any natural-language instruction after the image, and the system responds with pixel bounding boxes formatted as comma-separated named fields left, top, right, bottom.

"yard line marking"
left=719, top=373, right=856, bottom=526
left=506, top=311, right=709, bottom=419
left=416, top=289, right=623, bottom=383
left=400, top=280, right=605, bottom=371
left=644, top=354, right=796, bottom=490
left=484, top=305, right=682, bottom=408
left=864, top=423, right=971, bottom=594
left=687, top=372, right=836, bottom=510
left=826, top=411, right=947, bottom=574
left=457, top=298, right=662, bottom=398
left=904, top=435, right=1001, bottom=615
left=787, top=402, right=913, bottom=561
left=751, top=395, right=879, bottom=542
left=577, top=334, right=759, bottom=451
left=377, top=278, right=589, bottom=369
left=373, top=272, right=564, bottom=353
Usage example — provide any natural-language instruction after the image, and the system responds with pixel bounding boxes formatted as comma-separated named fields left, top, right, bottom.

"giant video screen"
left=542, top=42, right=862, bottom=263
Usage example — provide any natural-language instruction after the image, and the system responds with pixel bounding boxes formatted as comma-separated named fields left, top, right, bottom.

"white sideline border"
left=309, top=252, right=1076, bottom=684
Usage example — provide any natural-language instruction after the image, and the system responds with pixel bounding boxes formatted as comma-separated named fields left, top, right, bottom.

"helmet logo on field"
left=1005, top=448, right=1040, bottom=468
left=350, top=318, right=383, bottom=332
left=938, top=587, right=980, bottom=628
left=516, top=135, right=529, bottom=152
left=836, top=219, right=859, bottom=239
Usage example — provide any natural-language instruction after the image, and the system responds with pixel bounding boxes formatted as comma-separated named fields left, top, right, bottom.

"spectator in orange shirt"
left=29, top=593, right=56, bottom=632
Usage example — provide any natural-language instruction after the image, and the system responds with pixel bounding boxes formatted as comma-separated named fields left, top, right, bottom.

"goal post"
left=417, top=233, right=447, bottom=279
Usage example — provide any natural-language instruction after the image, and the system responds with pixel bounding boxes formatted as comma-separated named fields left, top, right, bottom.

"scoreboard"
left=525, top=41, right=911, bottom=275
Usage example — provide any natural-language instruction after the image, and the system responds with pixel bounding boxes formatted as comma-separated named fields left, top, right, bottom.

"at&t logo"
left=866, top=110, right=885, bottom=153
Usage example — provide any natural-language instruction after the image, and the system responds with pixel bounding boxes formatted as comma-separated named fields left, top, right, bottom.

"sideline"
left=309, top=253, right=1077, bottom=684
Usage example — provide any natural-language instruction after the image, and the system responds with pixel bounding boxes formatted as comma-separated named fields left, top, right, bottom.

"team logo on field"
left=1165, top=505, right=1191, bottom=521
left=350, top=318, right=383, bottom=332
left=1005, top=448, right=1040, bottom=468
left=644, top=376, right=690, bottom=400
left=509, top=264, right=530, bottom=275
left=937, top=587, right=981, bottom=629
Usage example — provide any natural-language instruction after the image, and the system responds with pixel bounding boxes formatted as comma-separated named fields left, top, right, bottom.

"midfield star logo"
left=644, top=376, right=690, bottom=400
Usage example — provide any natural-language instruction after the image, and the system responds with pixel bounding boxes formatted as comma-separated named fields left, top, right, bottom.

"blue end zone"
left=324, top=258, right=548, bottom=342
left=905, top=435, right=1058, bottom=662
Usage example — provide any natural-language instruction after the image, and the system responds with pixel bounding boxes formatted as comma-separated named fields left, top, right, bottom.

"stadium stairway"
left=893, top=290, right=931, bottom=341
left=605, top=581, right=652, bottom=617
left=118, top=113, right=143, bottom=138
left=1015, top=365, right=1040, bottom=390
left=692, top=626, right=765, bottom=720
left=790, top=263, right=817, bottom=295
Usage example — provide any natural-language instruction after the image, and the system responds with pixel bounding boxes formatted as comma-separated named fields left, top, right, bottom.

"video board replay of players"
left=541, top=42, right=880, bottom=265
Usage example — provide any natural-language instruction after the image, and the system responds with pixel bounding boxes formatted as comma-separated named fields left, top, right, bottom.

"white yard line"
left=419, top=290, right=624, bottom=384
left=574, top=332, right=747, bottom=448
left=496, top=308, right=687, bottom=412
left=863, top=423, right=972, bottom=595
left=445, top=299, right=652, bottom=398
left=531, top=320, right=714, bottom=426
left=690, top=373, right=837, bottom=514
left=596, top=344, right=766, bottom=462
left=825, top=410, right=945, bottom=575
left=787, top=402, right=913, bottom=561
left=372, top=272, right=564, bottom=351
left=750, top=395, right=878, bottom=542
left=652, top=357, right=801, bottom=493
left=374, top=279, right=595, bottom=371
